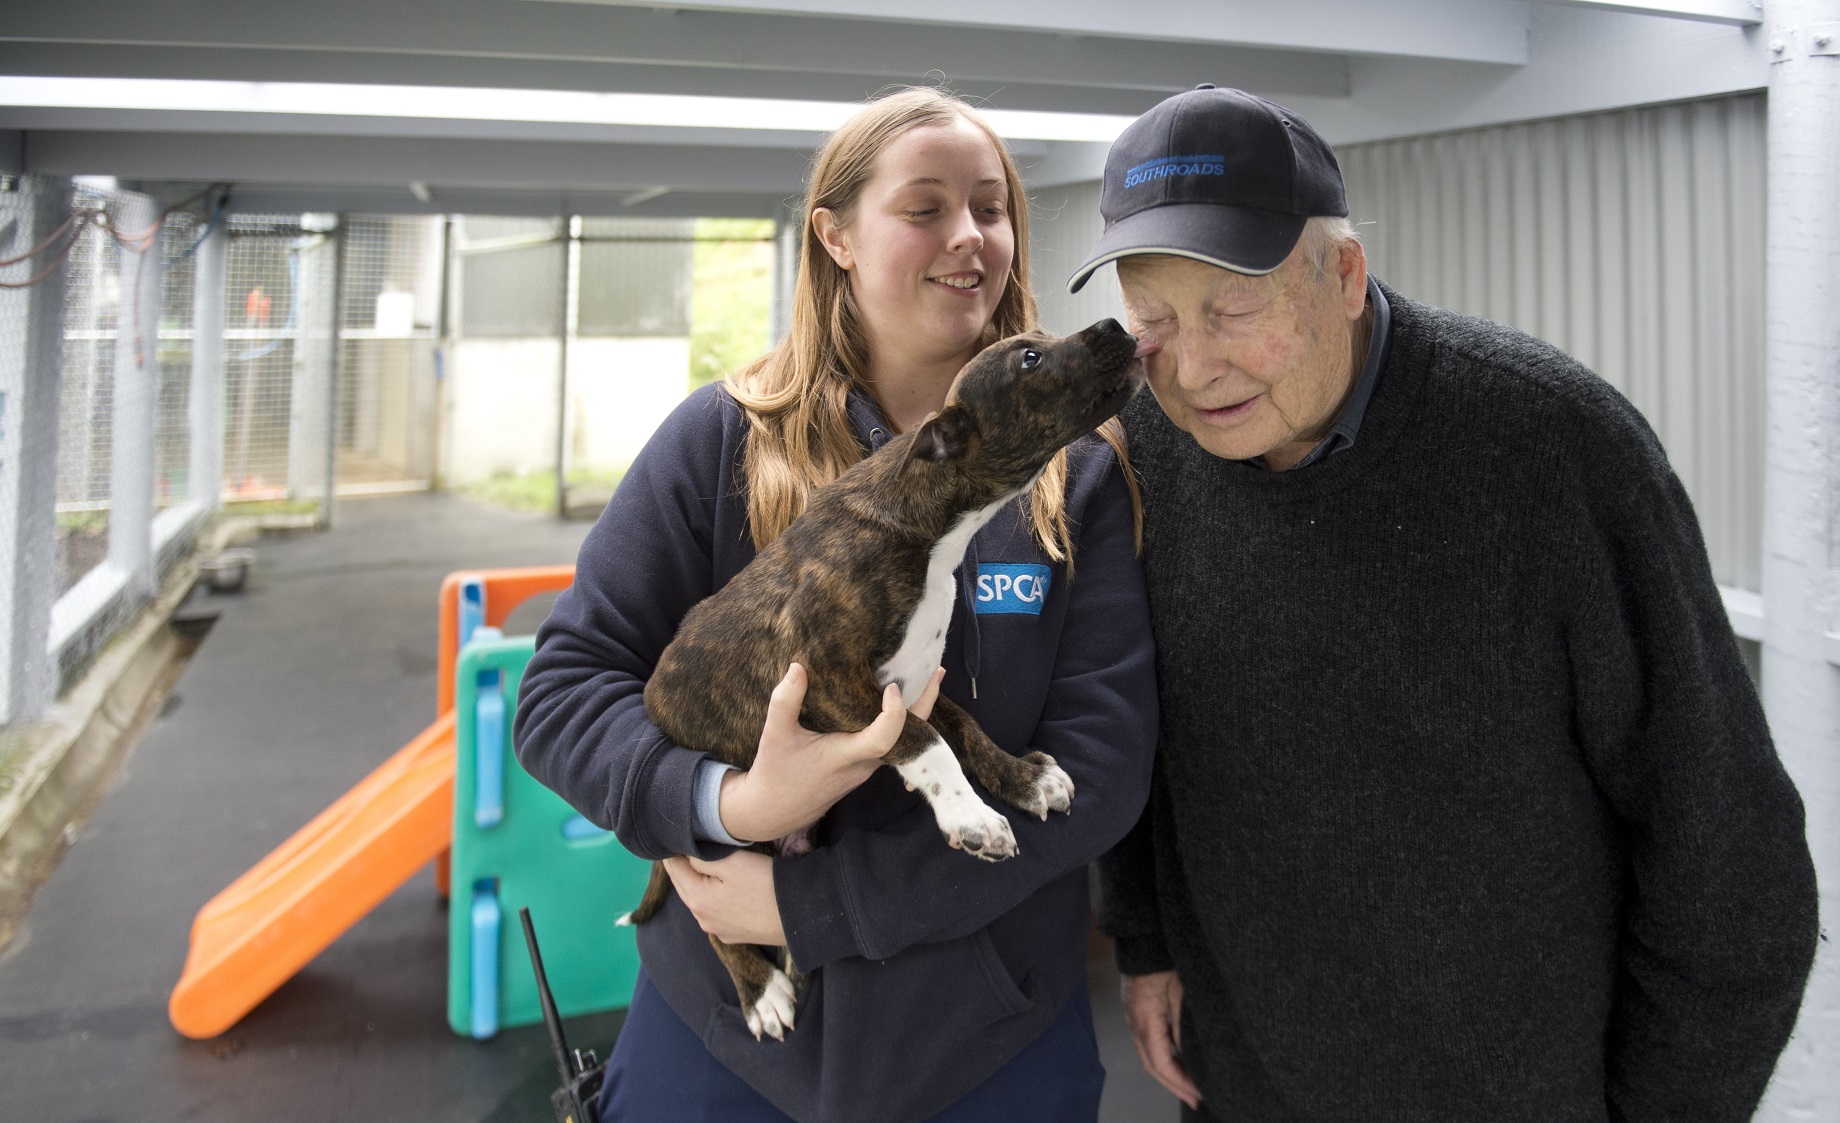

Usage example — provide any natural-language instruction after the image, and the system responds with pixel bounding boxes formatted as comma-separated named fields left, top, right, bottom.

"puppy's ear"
left=904, top=407, right=976, bottom=466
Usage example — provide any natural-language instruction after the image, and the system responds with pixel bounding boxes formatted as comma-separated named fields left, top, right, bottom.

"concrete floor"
left=0, top=492, right=1176, bottom=1123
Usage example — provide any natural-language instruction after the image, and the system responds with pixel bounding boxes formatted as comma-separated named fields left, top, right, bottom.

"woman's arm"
left=514, top=387, right=931, bottom=862
left=774, top=449, right=1158, bottom=970
left=513, top=388, right=741, bottom=861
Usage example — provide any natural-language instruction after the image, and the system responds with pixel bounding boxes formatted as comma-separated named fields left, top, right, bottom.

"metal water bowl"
left=199, top=548, right=256, bottom=593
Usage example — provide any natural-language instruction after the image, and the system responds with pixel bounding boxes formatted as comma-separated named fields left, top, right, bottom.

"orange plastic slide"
left=168, top=565, right=574, bottom=1039
left=168, top=714, right=456, bottom=1038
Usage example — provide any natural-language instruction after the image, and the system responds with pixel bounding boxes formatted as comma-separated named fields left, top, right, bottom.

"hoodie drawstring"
left=960, top=537, right=983, bottom=700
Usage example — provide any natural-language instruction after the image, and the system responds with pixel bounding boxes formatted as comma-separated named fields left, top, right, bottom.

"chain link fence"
left=0, top=176, right=73, bottom=721
left=6, top=183, right=779, bottom=721
left=338, top=215, right=442, bottom=493
left=53, top=183, right=129, bottom=597
left=155, top=208, right=200, bottom=512
left=443, top=214, right=772, bottom=516
left=566, top=217, right=695, bottom=512
left=445, top=216, right=566, bottom=510
left=220, top=214, right=338, bottom=508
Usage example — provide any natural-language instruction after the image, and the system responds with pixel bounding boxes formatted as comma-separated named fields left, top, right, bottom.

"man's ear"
left=1337, top=238, right=1369, bottom=319
left=904, top=407, right=976, bottom=466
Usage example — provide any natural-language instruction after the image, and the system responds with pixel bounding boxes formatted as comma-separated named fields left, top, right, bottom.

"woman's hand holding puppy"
left=717, top=662, right=944, bottom=845
left=670, top=663, right=945, bottom=947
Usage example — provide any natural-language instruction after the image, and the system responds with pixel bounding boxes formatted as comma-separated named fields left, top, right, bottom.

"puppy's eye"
left=1019, top=349, right=1042, bottom=370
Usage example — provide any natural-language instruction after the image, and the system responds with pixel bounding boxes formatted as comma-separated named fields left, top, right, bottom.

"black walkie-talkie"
left=519, top=907, right=607, bottom=1123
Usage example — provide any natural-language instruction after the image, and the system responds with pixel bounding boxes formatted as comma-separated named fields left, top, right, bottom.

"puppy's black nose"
left=1082, top=318, right=1137, bottom=370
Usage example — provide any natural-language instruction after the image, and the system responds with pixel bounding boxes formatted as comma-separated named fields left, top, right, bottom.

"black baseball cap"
left=1067, top=85, right=1347, bottom=293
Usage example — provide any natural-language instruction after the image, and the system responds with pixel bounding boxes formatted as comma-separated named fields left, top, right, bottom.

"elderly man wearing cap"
left=1083, top=86, right=1818, bottom=1122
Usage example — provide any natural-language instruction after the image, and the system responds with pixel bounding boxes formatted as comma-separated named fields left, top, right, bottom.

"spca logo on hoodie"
left=974, top=563, right=1051, bottom=616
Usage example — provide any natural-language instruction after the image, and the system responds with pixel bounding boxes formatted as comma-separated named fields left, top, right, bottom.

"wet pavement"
left=0, top=491, right=1175, bottom=1122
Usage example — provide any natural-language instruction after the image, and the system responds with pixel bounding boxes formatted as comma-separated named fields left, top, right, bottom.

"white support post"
left=318, top=218, right=346, bottom=529
left=1757, top=5, right=1840, bottom=1119
left=555, top=215, right=577, bottom=518
left=287, top=230, right=335, bottom=511
left=433, top=216, right=454, bottom=493
left=188, top=216, right=226, bottom=513
left=107, top=193, right=161, bottom=600
left=769, top=199, right=801, bottom=346
left=0, top=177, right=74, bottom=726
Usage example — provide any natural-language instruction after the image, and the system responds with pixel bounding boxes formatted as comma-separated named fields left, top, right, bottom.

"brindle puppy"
left=624, top=319, right=1145, bottom=1041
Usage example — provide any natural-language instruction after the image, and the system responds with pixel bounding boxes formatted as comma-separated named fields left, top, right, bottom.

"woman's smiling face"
left=813, top=117, right=1016, bottom=369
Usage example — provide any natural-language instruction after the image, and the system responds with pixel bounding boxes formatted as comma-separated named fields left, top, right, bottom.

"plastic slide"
left=167, top=565, right=574, bottom=1039
left=168, top=713, right=457, bottom=1038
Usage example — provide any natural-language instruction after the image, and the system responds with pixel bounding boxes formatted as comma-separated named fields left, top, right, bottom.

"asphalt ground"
left=0, top=492, right=1175, bottom=1123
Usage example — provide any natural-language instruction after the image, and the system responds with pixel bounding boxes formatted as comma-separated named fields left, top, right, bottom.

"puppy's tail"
left=617, top=861, right=671, bottom=927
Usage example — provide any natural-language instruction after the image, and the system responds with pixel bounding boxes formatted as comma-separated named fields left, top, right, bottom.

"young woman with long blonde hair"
left=516, top=88, right=1156, bottom=1123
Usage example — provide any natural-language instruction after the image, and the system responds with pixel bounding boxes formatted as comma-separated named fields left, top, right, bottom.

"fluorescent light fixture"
left=620, top=186, right=671, bottom=207
left=0, top=76, right=1134, bottom=143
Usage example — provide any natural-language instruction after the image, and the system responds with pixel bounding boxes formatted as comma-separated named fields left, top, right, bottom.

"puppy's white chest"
left=876, top=496, right=1011, bottom=706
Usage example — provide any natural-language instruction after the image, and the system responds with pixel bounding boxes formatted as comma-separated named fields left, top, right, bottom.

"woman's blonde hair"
left=727, top=86, right=1138, bottom=565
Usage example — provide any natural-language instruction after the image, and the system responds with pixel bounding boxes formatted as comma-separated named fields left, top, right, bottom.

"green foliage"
left=220, top=497, right=320, bottom=519
left=689, top=218, right=775, bottom=389
left=459, top=470, right=561, bottom=515
left=56, top=508, right=109, bottom=535
left=458, top=468, right=626, bottom=516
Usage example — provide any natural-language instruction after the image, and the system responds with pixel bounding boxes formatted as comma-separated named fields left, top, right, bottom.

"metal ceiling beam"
left=0, top=105, right=831, bottom=152
left=1, top=0, right=1354, bottom=110
left=535, top=0, right=1533, bottom=64
left=20, top=131, right=816, bottom=195
left=211, top=184, right=790, bottom=219
left=0, top=44, right=1277, bottom=118
left=0, top=74, right=1090, bottom=141
left=1527, top=0, right=1762, bottom=25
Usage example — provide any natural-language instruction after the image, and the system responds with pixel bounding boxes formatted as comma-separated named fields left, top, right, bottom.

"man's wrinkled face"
left=1117, top=241, right=1367, bottom=468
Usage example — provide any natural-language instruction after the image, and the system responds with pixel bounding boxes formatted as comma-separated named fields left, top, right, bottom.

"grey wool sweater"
left=1099, top=282, right=1818, bottom=1123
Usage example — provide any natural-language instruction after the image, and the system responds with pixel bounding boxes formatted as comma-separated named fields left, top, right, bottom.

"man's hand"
left=718, top=663, right=943, bottom=844
left=1123, top=969, right=1202, bottom=1110
left=662, top=852, right=784, bottom=946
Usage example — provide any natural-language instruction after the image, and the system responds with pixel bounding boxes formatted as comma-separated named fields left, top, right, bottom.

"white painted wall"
left=563, top=338, right=691, bottom=478
left=443, top=336, right=691, bottom=486
left=442, top=338, right=559, bottom=486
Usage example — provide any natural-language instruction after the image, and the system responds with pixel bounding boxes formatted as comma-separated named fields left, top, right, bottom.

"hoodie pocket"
left=970, top=926, right=1032, bottom=1019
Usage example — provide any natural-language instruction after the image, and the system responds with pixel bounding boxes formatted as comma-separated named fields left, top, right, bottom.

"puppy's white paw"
left=938, top=797, right=1018, bottom=862
left=897, top=739, right=1019, bottom=861
left=614, top=911, right=634, bottom=927
left=1022, top=753, right=1075, bottom=820
left=743, top=968, right=798, bottom=1042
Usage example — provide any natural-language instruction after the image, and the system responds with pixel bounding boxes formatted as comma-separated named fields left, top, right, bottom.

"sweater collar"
left=846, top=387, right=895, bottom=452
left=1279, top=275, right=1391, bottom=471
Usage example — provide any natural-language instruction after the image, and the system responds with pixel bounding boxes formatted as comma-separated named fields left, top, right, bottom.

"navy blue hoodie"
left=513, top=382, right=1157, bottom=1123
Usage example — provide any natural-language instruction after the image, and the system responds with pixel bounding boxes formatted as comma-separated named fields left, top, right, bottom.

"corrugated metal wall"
left=1339, top=93, right=1765, bottom=591
left=1030, top=92, right=1766, bottom=591
left=1029, top=180, right=1129, bottom=340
